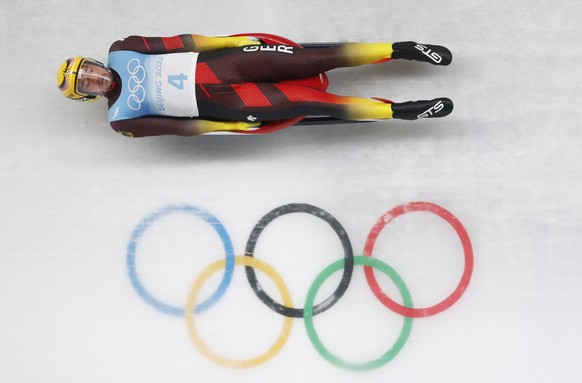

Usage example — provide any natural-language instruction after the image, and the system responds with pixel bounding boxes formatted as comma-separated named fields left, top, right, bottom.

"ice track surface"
left=1, top=0, right=581, bottom=382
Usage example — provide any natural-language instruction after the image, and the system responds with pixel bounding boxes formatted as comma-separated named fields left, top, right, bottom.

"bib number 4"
left=168, top=73, right=188, bottom=90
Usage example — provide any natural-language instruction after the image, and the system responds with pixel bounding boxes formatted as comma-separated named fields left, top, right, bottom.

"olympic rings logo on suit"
left=126, top=202, right=474, bottom=371
left=126, top=58, right=146, bottom=111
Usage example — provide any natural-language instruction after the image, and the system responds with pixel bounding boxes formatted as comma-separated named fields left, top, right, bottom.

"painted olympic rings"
left=245, top=203, right=354, bottom=318
left=186, top=256, right=294, bottom=368
left=127, top=205, right=235, bottom=316
left=364, top=202, right=474, bottom=318
left=304, top=256, right=413, bottom=371
left=126, top=202, right=473, bottom=370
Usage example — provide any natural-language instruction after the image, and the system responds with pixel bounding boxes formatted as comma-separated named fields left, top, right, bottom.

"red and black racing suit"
left=105, top=34, right=451, bottom=137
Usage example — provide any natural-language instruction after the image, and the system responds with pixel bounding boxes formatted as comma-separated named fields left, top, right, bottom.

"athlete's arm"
left=110, top=116, right=259, bottom=137
left=109, top=34, right=260, bottom=54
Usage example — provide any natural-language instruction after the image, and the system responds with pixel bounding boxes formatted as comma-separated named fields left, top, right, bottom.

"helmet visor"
left=77, top=59, right=113, bottom=97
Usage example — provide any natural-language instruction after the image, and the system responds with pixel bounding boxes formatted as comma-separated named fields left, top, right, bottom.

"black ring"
left=245, top=203, right=354, bottom=318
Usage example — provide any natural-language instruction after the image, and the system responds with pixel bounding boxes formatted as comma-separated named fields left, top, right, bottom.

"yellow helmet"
left=57, top=57, right=106, bottom=101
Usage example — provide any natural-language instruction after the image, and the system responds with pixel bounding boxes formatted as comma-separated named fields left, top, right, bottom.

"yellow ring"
left=185, top=255, right=293, bottom=368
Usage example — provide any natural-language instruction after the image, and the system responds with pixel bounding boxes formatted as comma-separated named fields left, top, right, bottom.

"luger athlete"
left=57, top=34, right=454, bottom=137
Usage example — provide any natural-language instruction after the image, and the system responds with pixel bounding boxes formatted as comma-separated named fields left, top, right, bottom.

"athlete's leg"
left=196, top=82, right=391, bottom=121
left=268, top=83, right=395, bottom=121
left=195, top=41, right=453, bottom=122
left=197, top=44, right=387, bottom=83
left=197, top=42, right=451, bottom=84
left=197, top=82, right=452, bottom=122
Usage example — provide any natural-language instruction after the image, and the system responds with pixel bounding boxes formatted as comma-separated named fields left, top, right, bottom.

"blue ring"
left=127, top=205, right=234, bottom=316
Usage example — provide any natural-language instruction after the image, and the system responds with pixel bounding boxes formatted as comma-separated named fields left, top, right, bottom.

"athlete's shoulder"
left=109, top=35, right=147, bottom=53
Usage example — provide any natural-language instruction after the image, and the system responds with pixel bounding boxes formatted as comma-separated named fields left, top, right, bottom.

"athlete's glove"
left=235, top=36, right=262, bottom=47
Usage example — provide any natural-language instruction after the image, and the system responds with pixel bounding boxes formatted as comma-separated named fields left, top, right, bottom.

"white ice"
left=1, top=0, right=581, bottom=382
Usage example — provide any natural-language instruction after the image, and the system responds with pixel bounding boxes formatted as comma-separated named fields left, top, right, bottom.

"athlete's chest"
left=107, top=51, right=200, bottom=121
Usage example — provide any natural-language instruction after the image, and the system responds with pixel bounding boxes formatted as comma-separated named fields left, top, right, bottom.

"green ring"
left=304, top=256, right=413, bottom=371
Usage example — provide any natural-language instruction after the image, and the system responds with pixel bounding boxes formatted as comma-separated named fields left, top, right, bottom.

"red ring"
left=363, top=202, right=473, bottom=318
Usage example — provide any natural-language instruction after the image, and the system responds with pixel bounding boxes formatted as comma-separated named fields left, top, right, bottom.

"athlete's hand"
left=230, top=121, right=261, bottom=131
left=235, top=36, right=262, bottom=47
